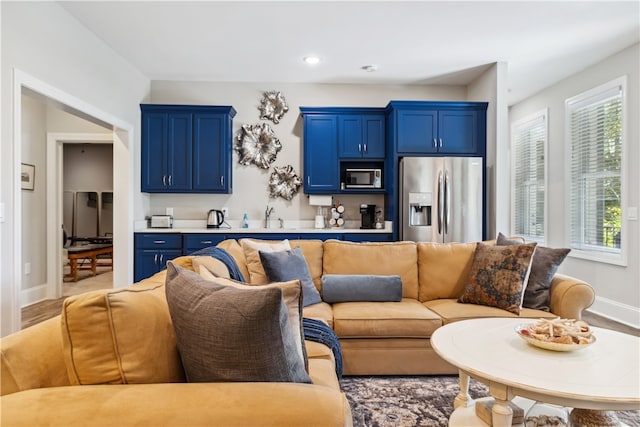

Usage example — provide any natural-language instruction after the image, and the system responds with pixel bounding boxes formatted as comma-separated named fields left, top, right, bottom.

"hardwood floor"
left=21, top=262, right=113, bottom=330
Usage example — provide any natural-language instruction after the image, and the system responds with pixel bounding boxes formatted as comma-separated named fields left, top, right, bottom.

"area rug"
left=340, top=375, right=640, bottom=427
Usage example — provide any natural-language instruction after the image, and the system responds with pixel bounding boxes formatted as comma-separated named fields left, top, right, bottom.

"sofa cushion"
left=417, top=242, right=477, bottom=302
left=323, top=239, right=419, bottom=299
left=259, top=247, right=322, bottom=307
left=321, top=274, right=403, bottom=303
left=458, top=242, right=537, bottom=314
left=166, top=263, right=311, bottom=383
left=302, top=301, right=334, bottom=329
left=216, top=239, right=251, bottom=280
left=61, top=283, right=185, bottom=385
left=240, top=238, right=291, bottom=284
left=332, top=299, right=441, bottom=338
left=197, top=265, right=309, bottom=368
left=497, top=232, right=570, bottom=312
left=424, top=298, right=558, bottom=325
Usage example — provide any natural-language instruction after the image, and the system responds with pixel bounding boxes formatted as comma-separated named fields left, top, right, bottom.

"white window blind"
left=567, top=81, right=623, bottom=256
left=511, top=111, right=546, bottom=241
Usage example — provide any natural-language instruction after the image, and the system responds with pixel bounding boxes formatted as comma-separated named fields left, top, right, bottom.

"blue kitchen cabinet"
left=389, top=101, right=486, bottom=156
left=338, top=114, right=385, bottom=158
left=141, top=104, right=236, bottom=193
left=182, top=233, right=229, bottom=254
left=301, top=112, right=339, bottom=193
left=342, top=233, right=393, bottom=242
left=134, top=233, right=183, bottom=282
left=141, top=112, right=192, bottom=191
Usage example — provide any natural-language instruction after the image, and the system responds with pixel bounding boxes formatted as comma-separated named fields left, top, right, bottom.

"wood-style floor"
left=21, top=262, right=113, bottom=330
left=21, top=266, right=639, bottom=337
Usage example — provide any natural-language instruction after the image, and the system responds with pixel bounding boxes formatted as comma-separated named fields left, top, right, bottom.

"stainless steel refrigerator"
left=400, top=157, right=483, bottom=243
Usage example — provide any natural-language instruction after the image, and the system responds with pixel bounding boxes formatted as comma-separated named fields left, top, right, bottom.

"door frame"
left=9, top=69, right=134, bottom=333
left=46, top=133, right=113, bottom=299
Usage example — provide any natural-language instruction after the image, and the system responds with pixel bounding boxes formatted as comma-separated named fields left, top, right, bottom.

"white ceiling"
left=59, top=1, right=639, bottom=105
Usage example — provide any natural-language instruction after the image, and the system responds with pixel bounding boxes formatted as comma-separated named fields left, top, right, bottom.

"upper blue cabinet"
left=141, top=104, right=236, bottom=193
left=387, top=101, right=487, bottom=156
left=300, top=107, right=386, bottom=194
left=338, top=114, right=385, bottom=158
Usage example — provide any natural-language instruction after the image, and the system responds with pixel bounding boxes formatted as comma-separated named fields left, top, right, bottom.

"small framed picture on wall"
left=21, top=163, right=35, bottom=191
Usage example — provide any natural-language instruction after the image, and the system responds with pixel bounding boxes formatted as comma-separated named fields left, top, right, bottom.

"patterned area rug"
left=340, top=375, right=640, bottom=427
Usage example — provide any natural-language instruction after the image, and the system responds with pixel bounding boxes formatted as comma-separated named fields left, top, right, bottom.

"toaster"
left=150, top=215, right=173, bottom=228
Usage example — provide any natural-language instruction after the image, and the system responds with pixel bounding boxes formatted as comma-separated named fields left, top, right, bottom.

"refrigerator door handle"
left=437, top=171, right=444, bottom=234
left=444, top=170, right=451, bottom=235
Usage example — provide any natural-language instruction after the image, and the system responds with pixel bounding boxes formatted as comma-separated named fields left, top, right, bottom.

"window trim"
left=510, top=108, right=548, bottom=244
left=564, top=76, right=627, bottom=266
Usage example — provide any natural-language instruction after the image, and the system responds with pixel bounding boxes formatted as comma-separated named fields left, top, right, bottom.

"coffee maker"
left=359, top=204, right=376, bottom=229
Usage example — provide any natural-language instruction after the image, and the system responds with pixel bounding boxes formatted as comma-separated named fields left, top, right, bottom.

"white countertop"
left=135, top=219, right=393, bottom=234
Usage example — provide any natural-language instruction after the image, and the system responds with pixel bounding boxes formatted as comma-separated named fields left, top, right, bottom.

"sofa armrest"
left=1, top=316, right=70, bottom=396
left=548, top=273, right=595, bottom=320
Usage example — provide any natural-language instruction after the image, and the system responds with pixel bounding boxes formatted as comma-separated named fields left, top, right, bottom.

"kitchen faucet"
left=265, top=205, right=274, bottom=228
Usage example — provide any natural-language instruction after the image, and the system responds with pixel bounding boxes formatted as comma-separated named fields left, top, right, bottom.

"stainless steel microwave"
left=345, top=168, right=382, bottom=189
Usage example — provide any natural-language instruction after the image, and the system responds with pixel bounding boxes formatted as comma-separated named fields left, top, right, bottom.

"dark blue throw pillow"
left=321, top=274, right=403, bottom=303
left=259, top=247, right=323, bottom=307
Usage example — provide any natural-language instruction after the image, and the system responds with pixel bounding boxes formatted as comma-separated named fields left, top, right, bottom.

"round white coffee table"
left=431, top=317, right=640, bottom=427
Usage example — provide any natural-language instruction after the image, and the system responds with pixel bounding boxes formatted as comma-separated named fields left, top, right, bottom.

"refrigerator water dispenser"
left=408, top=192, right=432, bottom=226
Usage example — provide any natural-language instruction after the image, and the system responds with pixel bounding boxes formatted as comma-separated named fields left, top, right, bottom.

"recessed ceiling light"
left=303, top=56, right=320, bottom=65
left=362, top=65, right=378, bottom=72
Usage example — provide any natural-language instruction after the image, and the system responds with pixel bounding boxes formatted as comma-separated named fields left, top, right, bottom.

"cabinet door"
left=338, top=115, right=363, bottom=158
left=363, top=114, right=385, bottom=157
left=303, top=115, right=339, bottom=193
left=183, top=233, right=228, bottom=254
left=165, top=114, right=192, bottom=191
left=141, top=112, right=168, bottom=192
left=438, top=110, right=478, bottom=154
left=396, top=110, right=438, bottom=154
left=192, top=114, right=229, bottom=192
left=134, top=249, right=182, bottom=282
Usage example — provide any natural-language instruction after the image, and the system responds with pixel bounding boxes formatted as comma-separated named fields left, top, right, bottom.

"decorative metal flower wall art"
left=268, top=165, right=302, bottom=201
left=235, top=122, right=282, bottom=169
left=259, top=91, right=289, bottom=124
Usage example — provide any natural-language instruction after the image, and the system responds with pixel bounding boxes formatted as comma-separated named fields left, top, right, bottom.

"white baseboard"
left=586, top=296, right=640, bottom=329
left=21, top=284, right=49, bottom=308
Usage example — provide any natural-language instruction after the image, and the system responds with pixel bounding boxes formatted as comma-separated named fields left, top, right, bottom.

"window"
left=566, top=77, right=625, bottom=264
left=511, top=110, right=547, bottom=242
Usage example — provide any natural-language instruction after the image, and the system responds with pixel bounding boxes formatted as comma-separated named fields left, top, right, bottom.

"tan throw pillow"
left=61, top=284, right=185, bottom=385
left=191, top=255, right=230, bottom=279
left=166, top=262, right=311, bottom=383
left=198, top=265, right=308, bottom=368
left=458, top=242, right=537, bottom=314
left=240, top=238, right=291, bottom=284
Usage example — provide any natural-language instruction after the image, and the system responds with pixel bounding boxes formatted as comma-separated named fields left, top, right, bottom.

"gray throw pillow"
left=164, top=262, right=311, bottom=384
left=259, top=247, right=322, bottom=307
left=321, top=274, right=403, bottom=303
left=497, top=232, right=570, bottom=312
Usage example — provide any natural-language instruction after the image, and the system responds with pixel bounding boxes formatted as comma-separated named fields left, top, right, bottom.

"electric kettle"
left=206, top=209, right=225, bottom=228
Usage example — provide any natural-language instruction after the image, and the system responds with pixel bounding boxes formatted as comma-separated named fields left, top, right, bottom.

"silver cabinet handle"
left=162, top=175, right=166, bottom=186
left=154, top=253, right=158, bottom=264
left=363, top=144, right=368, bottom=153
left=160, top=254, right=164, bottom=264
left=307, top=176, right=310, bottom=185
left=153, top=240, right=166, bottom=244
left=200, top=241, right=213, bottom=244
left=220, top=176, right=224, bottom=186
left=439, top=138, right=443, bottom=148
left=168, top=175, right=172, bottom=186
left=433, top=138, right=437, bottom=148
left=358, top=143, right=362, bottom=153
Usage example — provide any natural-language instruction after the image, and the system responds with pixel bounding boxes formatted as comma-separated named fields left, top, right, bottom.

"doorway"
left=7, top=70, right=134, bottom=335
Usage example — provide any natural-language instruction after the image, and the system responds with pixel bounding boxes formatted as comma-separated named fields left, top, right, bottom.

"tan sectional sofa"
left=0, top=238, right=595, bottom=426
